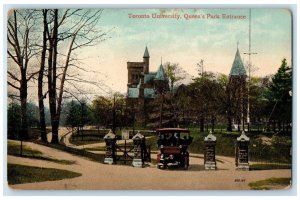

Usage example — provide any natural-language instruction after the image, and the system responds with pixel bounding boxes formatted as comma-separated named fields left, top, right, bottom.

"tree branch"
left=7, top=81, right=20, bottom=90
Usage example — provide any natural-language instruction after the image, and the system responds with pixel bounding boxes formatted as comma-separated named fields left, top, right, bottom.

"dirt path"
left=7, top=140, right=291, bottom=190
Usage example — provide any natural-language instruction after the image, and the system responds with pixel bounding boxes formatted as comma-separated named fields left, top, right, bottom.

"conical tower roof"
left=229, top=48, right=247, bottom=76
left=143, top=46, right=150, bottom=58
left=154, top=64, right=167, bottom=81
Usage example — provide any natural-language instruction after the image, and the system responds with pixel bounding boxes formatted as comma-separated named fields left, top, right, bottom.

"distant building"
left=227, top=47, right=247, bottom=131
left=126, top=46, right=169, bottom=125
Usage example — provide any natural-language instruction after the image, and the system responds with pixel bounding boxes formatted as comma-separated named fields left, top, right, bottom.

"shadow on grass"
left=7, top=164, right=81, bottom=185
left=250, top=163, right=291, bottom=171
left=8, top=141, right=76, bottom=165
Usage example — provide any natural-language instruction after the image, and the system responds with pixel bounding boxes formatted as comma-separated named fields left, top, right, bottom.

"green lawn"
left=69, top=127, right=291, bottom=168
left=69, top=129, right=105, bottom=146
left=83, top=146, right=107, bottom=151
left=45, top=143, right=106, bottom=163
left=248, top=177, right=291, bottom=190
left=69, top=138, right=104, bottom=146
left=7, top=164, right=81, bottom=185
left=8, top=141, right=76, bottom=165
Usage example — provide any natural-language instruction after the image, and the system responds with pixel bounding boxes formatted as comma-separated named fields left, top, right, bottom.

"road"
left=7, top=139, right=291, bottom=190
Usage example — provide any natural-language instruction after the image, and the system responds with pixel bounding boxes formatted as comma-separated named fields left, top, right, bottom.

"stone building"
left=126, top=46, right=169, bottom=125
left=226, top=47, right=247, bottom=131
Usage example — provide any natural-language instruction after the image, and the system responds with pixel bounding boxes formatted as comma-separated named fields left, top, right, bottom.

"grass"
left=42, top=142, right=151, bottom=167
left=248, top=177, right=291, bottom=190
left=7, top=164, right=81, bottom=185
left=37, top=142, right=106, bottom=164
left=69, top=138, right=103, bottom=146
left=67, top=127, right=292, bottom=167
left=8, top=141, right=76, bottom=165
left=188, top=130, right=236, bottom=156
left=250, top=163, right=291, bottom=170
left=187, top=128, right=292, bottom=163
left=83, top=146, right=106, bottom=151
left=69, top=130, right=105, bottom=146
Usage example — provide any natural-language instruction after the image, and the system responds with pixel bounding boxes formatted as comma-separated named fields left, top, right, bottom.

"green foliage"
left=268, top=59, right=292, bottom=100
left=8, top=102, right=40, bottom=139
left=7, top=102, right=21, bottom=139
left=7, top=164, right=81, bottom=185
left=90, top=93, right=128, bottom=129
left=64, top=99, right=90, bottom=128
left=91, top=96, right=111, bottom=128
left=188, top=130, right=236, bottom=156
left=26, top=102, right=40, bottom=128
left=188, top=74, right=227, bottom=129
left=69, top=128, right=107, bottom=146
left=265, top=58, right=292, bottom=122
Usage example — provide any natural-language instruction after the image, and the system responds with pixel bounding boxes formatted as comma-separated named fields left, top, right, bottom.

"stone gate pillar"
left=235, top=131, right=250, bottom=170
left=103, top=130, right=116, bottom=165
left=132, top=131, right=145, bottom=168
left=204, top=131, right=217, bottom=170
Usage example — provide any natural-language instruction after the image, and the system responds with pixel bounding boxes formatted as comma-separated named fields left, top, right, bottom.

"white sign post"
left=121, top=130, right=129, bottom=140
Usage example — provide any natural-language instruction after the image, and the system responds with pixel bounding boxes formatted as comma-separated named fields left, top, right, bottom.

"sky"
left=77, top=8, right=291, bottom=95
left=9, top=8, right=291, bottom=102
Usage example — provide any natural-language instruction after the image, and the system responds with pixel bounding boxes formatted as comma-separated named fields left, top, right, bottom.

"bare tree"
left=38, top=9, right=48, bottom=142
left=163, top=62, right=187, bottom=91
left=7, top=10, right=40, bottom=140
left=45, top=9, right=108, bottom=143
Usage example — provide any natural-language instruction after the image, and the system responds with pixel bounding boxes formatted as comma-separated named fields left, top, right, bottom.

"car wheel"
left=163, top=163, right=167, bottom=169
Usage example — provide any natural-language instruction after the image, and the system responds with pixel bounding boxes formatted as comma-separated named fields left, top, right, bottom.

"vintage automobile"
left=156, top=128, right=193, bottom=170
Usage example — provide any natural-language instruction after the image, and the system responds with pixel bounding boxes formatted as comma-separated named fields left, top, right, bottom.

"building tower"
left=143, top=46, right=150, bottom=74
left=126, top=46, right=169, bottom=127
left=227, top=45, right=247, bottom=132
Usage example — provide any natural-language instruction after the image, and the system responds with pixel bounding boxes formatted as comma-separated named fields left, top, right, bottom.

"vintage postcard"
left=6, top=8, right=292, bottom=190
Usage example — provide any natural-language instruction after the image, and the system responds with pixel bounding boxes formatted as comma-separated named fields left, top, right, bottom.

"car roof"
left=156, top=128, right=190, bottom=133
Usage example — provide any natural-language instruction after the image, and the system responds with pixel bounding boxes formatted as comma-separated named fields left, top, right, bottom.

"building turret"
left=143, top=46, right=150, bottom=74
left=227, top=45, right=247, bottom=132
left=229, top=47, right=247, bottom=77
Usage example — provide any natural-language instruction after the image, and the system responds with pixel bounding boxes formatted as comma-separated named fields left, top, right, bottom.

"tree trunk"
left=38, top=9, right=48, bottom=143
left=159, top=95, right=163, bottom=128
left=20, top=72, right=29, bottom=140
left=227, top=116, right=232, bottom=132
left=51, top=117, right=59, bottom=144
left=47, top=9, right=59, bottom=144
left=211, top=115, right=215, bottom=132
left=200, top=116, right=204, bottom=132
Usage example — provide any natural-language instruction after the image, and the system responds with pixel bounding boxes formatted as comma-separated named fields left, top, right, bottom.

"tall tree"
left=265, top=58, right=292, bottom=131
left=38, top=9, right=49, bottom=142
left=190, top=73, right=226, bottom=132
left=7, top=101, right=21, bottom=139
left=45, top=9, right=108, bottom=143
left=163, top=62, right=187, bottom=91
left=91, top=96, right=111, bottom=129
left=7, top=10, right=40, bottom=140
